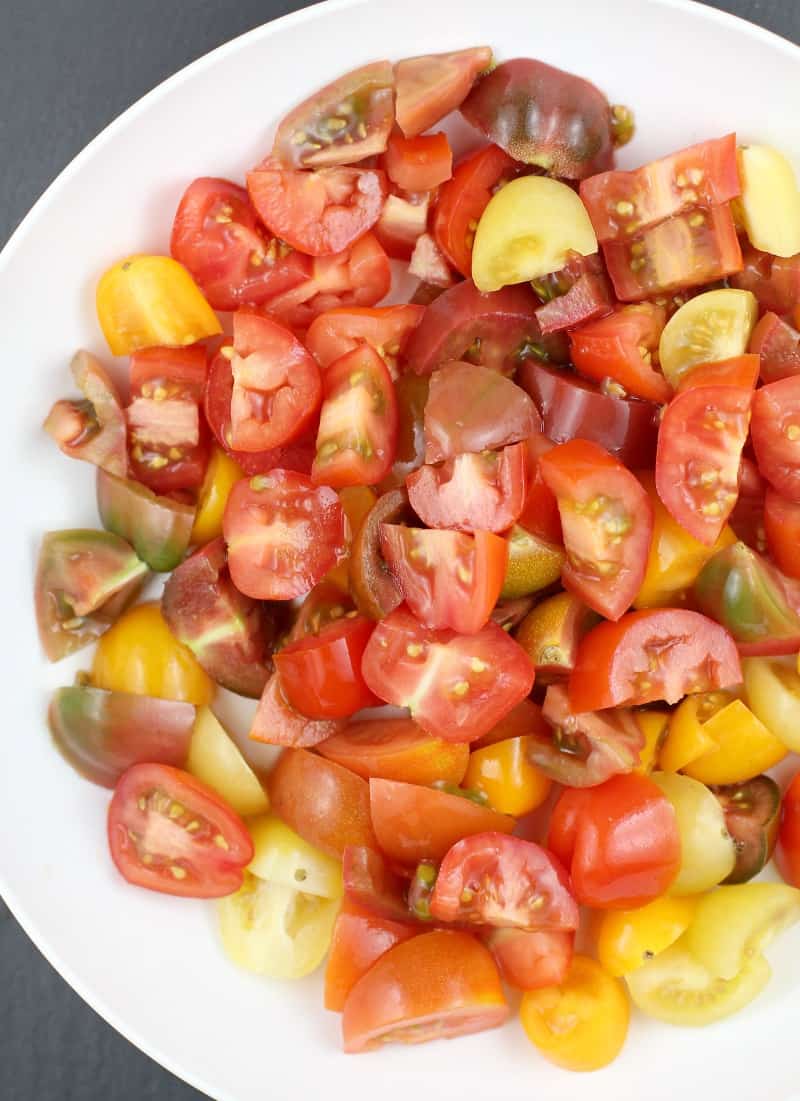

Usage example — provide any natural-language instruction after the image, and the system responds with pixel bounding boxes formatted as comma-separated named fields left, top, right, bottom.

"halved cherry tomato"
left=406, top=442, right=527, bottom=534
left=268, top=749, right=377, bottom=859
left=751, top=374, right=800, bottom=501
left=463, top=737, right=551, bottom=817
left=342, top=929, right=509, bottom=1052
left=395, top=47, right=493, bottom=138
left=361, top=607, right=535, bottom=743
left=515, top=592, right=598, bottom=681
left=223, top=470, right=346, bottom=600
left=318, top=718, right=469, bottom=786
left=384, top=130, right=453, bottom=193
left=548, top=772, right=681, bottom=909
left=568, top=608, right=742, bottom=712
left=44, top=351, right=127, bottom=478
left=711, top=775, right=781, bottom=884
left=750, top=312, right=800, bottom=384
left=485, top=928, right=573, bottom=991
left=274, top=614, right=378, bottom=719
left=169, top=178, right=310, bottom=311
left=369, top=779, right=515, bottom=866
left=312, top=345, right=398, bottom=488
left=778, top=771, right=800, bottom=889
left=570, top=304, right=670, bottom=403
left=764, top=488, right=800, bottom=578
left=305, top=305, right=424, bottom=373
left=430, top=833, right=579, bottom=931
left=272, top=61, right=394, bottom=168
left=191, top=446, right=244, bottom=546
left=107, top=763, right=253, bottom=897
left=249, top=672, right=344, bottom=748
left=380, top=526, right=507, bottom=634
left=539, top=439, right=653, bottom=621
left=247, top=159, right=387, bottom=257
left=325, top=898, right=417, bottom=1013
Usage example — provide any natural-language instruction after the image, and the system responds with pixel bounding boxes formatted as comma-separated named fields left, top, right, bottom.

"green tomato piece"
left=97, top=468, right=195, bottom=572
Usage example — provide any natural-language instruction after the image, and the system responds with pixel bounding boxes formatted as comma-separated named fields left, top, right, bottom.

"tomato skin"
left=674, top=354, right=760, bottom=394
left=485, top=928, right=573, bottom=991
left=750, top=312, right=800, bottom=384
left=778, top=772, right=800, bottom=889
left=570, top=305, right=671, bottom=404
left=515, top=591, right=598, bottom=682
left=341, top=929, right=509, bottom=1053
left=325, top=898, right=417, bottom=1012
left=384, top=130, right=453, bottom=192
left=43, top=351, right=128, bottom=478
left=318, top=718, right=469, bottom=786
left=348, top=488, right=408, bottom=619
left=751, top=375, right=800, bottom=502
left=764, top=488, right=800, bottom=578
left=107, top=763, right=253, bottom=898
left=548, top=773, right=681, bottom=909
left=730, top=455, right=767, bottom=551
left=463, top=736, right=552, bottom=816
left=539, top=439, right=653, bottom=621
left=305, top=304, right=424, bottom=373
left=249, top=672, right=344, bottom=748
left=395, top=47, right=493, bottom=138
left=274, top=615, right=378, bottom=719
left=568, top=609, right=742, bottom=712
left=517, top=434, right=562, bottom=545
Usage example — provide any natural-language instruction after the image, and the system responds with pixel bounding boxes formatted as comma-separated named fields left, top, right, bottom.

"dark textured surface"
left=1, top=1, right=798, bottom=1098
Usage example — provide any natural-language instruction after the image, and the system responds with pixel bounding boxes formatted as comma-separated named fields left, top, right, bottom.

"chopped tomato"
left=107, top=763, right=253, bottom=898
left=485, top=928, right=574, bottom=991
left=348, top=488, right=409, bottom=619
left=325, top=898, right=417, bottom=1012
left=287, top=581, right=354, bottom=642
left=318, top=717, right=469, bottom=786
left=223, top=470, right=346, bottom=599
left=343, top=845, right=418, bottom=924
left=229, top=310, right=321, bottom=452
left=570, top=304, right=671, bottom=404
left=730, top=456, right=767, bottom=551
left=764, top=489, right=800, bottom=578
left=568, top=608, right=742, bottom=712
left=247, top=159, right=387, bottom=257
left=368, top=779, right=515, bottom=866
left=471, top=698, right=549, bottom=750
left=274, top=614, right=378, bottom=719
left=547, top=773, right=681, bottom=909
left=533, top=253, right=613, bottom=334
left=312, top=344, right=398, bottom=488
left=429, top=833, right=579, bottom=931
left=517, top=434, right=562, bottom=545
left=43, top=351, right=128, bottom=479
left=305, top=304, right=424, bottom=373
left=732, top=247, right=800, bottom=316
left=516, top=592, right=598, bottom=683
left=406, top=442, right=528, bottom=534
left=408, top=232, right=453, bottom=287
left=395, top=47, right=493, bottom=137
left=674, top=354, right=760, bottom=394
left=361, top=607, right=535, bottom=743
left=384, top=130, right=453, bottom=193
left=169, top=177, right=310, bottom=311
left=777, top=771, right=800, bottom=889
left=579, top=134, right=740, bottom=242
left=751, top=375, right=800, bottom=501
left=249, top=672, right=344, bottom=748
left=374, top=192, right=430, bottom=261
left=380, top=526, right=508, bottom=634
left=749, top=312, right=800, bottom=384
left=539, top=439, right=653, bottom=620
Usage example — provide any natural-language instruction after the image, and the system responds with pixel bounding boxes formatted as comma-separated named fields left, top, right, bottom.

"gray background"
left=1, top=0, right=798, bottom=1097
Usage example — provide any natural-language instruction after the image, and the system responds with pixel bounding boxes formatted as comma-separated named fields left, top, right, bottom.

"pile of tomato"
left=35, top=46, right=800, bottom=1069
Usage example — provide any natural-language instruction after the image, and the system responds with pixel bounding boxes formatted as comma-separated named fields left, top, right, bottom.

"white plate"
left=1, top=1, right=799, bottom=1098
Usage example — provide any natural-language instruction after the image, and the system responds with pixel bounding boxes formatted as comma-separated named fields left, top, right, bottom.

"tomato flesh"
left=750, top=312, right=800, bottom=384
left=395, top=47, right=493, bottom=138
left=43, top=351, right=127, bottom=478
left=384, top=129, right=453, bottom=193
left=274, top=614, right=378, bottom=719
left=751, top=375, right=800, bottom=502
left=407, top=442, right=528, bottom=534
left=305, top=304, right=424, bottom=373
left=249, top=672, right=345, bottom=748
left=569, top=304, right=671, bottom=404
left=764, top=488, right=800, bottom=578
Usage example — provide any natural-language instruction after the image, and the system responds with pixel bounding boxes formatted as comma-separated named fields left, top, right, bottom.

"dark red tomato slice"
left=379, top=373, right=428, bottom=492
left=204, top=350, right=316, bottom=475
left=429, top=833, right=579, bottom=931
left=432, top=144, right=517, bottom=277
left=517, top=433, right=562, bottom=545
left=655, top=382, right=753, bottom=546
left=404, top=279, right=567, bottom=377
left=169, top=177, right=310, bottom=311
left=534, top=259, right=613, bottom=334
left=247, top=159, right=387, bottom=257
left=272, top=61, right=394, bottom=168
left=538, top=439, right=653, bottom=620
left=348, top=488, right=409, bottom=619
left=223, top=470, right=346, bottom=599
left=750, top=312, right=800, bottom=384
left=229, top=310, right=321, bottom=452
left=249, top=672, right=344, bottom=748
left=764, top=488, right=800, bottom=579
left=264, top=232, right=392, bottom=332
left=127, top=345, right=209, bottom=494
left=674, top=354, right=760, bottom=394
left=517, top=359, right=660, bottom=469
left=107, top=763, right=253, bottom=897
left=406, top=442, right=528, bottom=534
left=380, top=525, right=508, bottom=634
left=461, top=58, right=614, bottom=179
left=274, top=614, right=378, bottom=720
left=570, top=304, right=671, bottom=403
left=732, top=247, right=800, bottom=316
left=729, top=456, right=767, bottom=551
left=395, top=47, right=493, bottom=138
left=362, top=607, right=535, bottom=742
left=374, top=192, right=430, bottom=261
left=751, top=375, right=800, bottom=502
left=485, top=928, right=573, bottom=991
left=343, top=845, right=418, bottom=924
left=423, top=361, right=538, bottom=463
left=287, top=581, right=355, bottom=643
left=311, top=344, right=398, bottom=488
left=603, top=204, right=743, bottom=302
left=305, top=304, right=424, bottom=374
left=579, top=134, right=740, bottom=242
left=568, top=608, right=742, bottom=712
left=384, top=129, right=453, bottom=193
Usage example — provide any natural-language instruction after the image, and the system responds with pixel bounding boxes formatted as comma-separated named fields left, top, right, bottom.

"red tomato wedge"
left=569, top=304, right=671, bottom=404
left=318, top=717, right=469, bottom=786
left=749, top=312, right=800, bottom=384
left=395, top=47, right=493, bottom=138
left=223, top=470, right=346, bottom=599
left=751, top=375, right=800, bottom=502
left=534, top=254, right=613, bottom=334
left=407, top=442, right=528, bottom=534
left=655, top=381, right=753, bottom=545
left=361, top=607, right=535, bottom=743
left=274, top=614, right=378, bottom=719
left=374, top=192, right=430, bottom=261
left=247, top=159, right=387, bottom=257
left=249, top=672, right=345, bottom=748
left=107, top=763, right=253, bottom=898
left=384, top=130, right=453, bottom=192
left=485, top=928, right=573, bottom=991
left=518, top=434, right=562, bottom=545
left=764, top=488, right=800, bottom=579
left=538, top=439, right=653, bottom=620
left=305, top=305, right=424, bottom=373
left=568, top=608, right=742, bottom=712
left=429, top=833, right=579, bottom=931
left=229, top=310, right=322, bottom=452
left=778, top=772, right=800, bottom=890
left=325, top=898, right=417, bottom=1013
left=312, top=344, right=398, bottom=488
left=343, top=845, right=417, bottom=923
left=674, top=354, right=760, bottom=394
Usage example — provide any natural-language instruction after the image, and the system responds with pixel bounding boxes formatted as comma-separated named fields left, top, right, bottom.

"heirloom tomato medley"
left=37, top=47, right=800, bottom=1068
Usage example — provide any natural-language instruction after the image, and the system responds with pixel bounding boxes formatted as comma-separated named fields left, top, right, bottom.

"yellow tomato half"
left=632, top=709, right=670, bottom=774
left=463, top=736, right=552, bottom=817
left=191, top=448, right=244, bottom=545
left=596, top=895, right=697, bottom=977
left=743, top=655, right=800, bottom=753
left=186, top=708, right=268, bottom=817
left=651, top=772, right=735, bottom=894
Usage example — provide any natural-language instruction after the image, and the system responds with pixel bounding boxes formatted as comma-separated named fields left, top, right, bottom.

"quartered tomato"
left=732, top=247, right=800, bottom=316
left=395, top=47, right=493, bottom=138
left=274, top=614, right=377, bottom=719
left=44, top=351, right=127, bottom=478
left=596, top=895, right=697, bottom=977
left=191, top=446, right=244, bottom=545
left=223, top=470, right=347, bottom=599
left=318, top=717, right=469, bottom=786
left=764, top=488, right=800, bottom=578
left=778, top=771, right=800, bottom=889
left=674, top=353, right=760, bottom=393
left=169, top=177, right=310, bottom=311
left=750, top=312, right=800, bottom=384
left=533, top=252, right=613, bottom=334
left=305, top=304, right=424, bottom=373
left=361, top=607, right=536, bottom=743
left=515, top=592, right=598, bottom=681
left=463, top=736, right=552, bottom=816
left=96, top=469, right=195, bottom=573
left=247, top=159, right=387, bottom=257
left=348, top=488, right=409, bottom=619
left=107, top=763, right=253, bottom=897
left=570, top=304, right=670, bottom=403
left=325, top=898, right=417, bottom=1013
left=568, top=608, right=742, bottom=712
left=485, top=928, right=573, bottom=991
left=711, top=775, right=782, bottom=884
left=539, top=439, right=653, bottom=620
left=249, top=672, right=345, bottom=749
left=384, top=129, right=453, bottom=192
left=751, top=374, right=800, bottom=501
left=659, top=289, right=758, bottom=389
left=407, top=442, right=527, bottom=534
left=516, top=434, right=562, bottom=545
left=729, top=455, right=768, bottom=551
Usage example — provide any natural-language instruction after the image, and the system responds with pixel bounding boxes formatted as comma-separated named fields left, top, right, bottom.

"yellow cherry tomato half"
left=520, top=955, right=629, bottom=1072
left=658, top=289, right=757, bottom=388
left=186, top=708, right=268, bottom=817
left=743, top=655, right=800, bottom=753
left=632, top=709, right=670, bottom=775
left=325, top=485, right=377, bottom=591
left=191, top=448, right=244, bottom=546
left=247, top=816, right=343, bottom=900
left=96, top=254, right=222, bottom=356
left=734, top=145, right=800, bottom=258
left=651, top=771, right=735, bottom=895
left=463, top=736, right=552, bottom=817
left=596, top=895, right=697, bottom=977
left=500, top=527, right=564, bottom=601
left=92, top=602, right=215, bottom=706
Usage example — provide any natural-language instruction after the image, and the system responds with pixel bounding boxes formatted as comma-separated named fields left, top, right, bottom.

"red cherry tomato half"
left=751, top=375, right=800, bottom=502
left=249, top=672, right=345, bottom=748
left=407, top=442, right=528, bottom=534
left=569, top=304, right=671, bottom=404
left=325, top=897, right=417, bottom=1013
left=764, top=488, right=800, bottom=579
left=485, top=928, right=574, bottom=991
left=274, top=614, right=378, bottom=720
left=777, top=771, right=800, bottom=889
left=305, top=304, right=424, bottom=373
left=395, top=47, right=493, bottom=138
